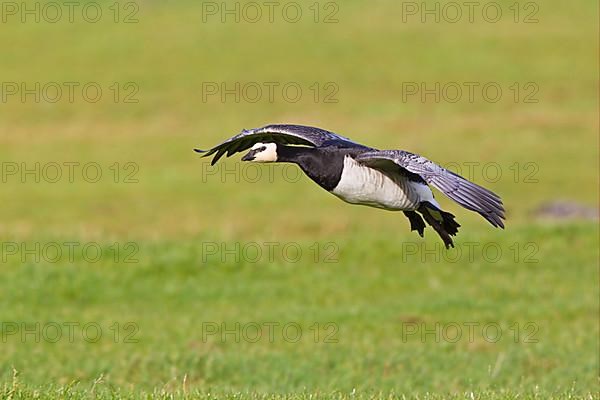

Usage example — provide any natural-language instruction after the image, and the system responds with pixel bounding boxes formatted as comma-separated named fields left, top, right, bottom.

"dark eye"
left=257, top=146, right=266, bottom=152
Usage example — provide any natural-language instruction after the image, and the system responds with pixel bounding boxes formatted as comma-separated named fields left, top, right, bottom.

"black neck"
left=276, top=145, right=316, bottom=163
left=276, top=145, right=345, bottom=191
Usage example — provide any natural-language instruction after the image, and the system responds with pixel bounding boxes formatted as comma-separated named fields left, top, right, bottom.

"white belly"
left=331, top=156, right=438, bottom=211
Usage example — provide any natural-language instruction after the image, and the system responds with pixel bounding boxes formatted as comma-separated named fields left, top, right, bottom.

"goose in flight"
left=195, top=124, right=505, bottom=248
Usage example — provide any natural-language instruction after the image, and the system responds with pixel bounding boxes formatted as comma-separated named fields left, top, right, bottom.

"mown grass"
left=0, top=0, right=598, bottom=398
left=0, top=224, right=597, bottom=397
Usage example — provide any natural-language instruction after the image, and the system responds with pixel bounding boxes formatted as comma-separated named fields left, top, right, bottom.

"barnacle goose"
left=195, top=124, right=505, bottom=248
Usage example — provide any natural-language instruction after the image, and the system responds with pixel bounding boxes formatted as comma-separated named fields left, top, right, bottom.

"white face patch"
left=250, top=142, right=278, bottom=163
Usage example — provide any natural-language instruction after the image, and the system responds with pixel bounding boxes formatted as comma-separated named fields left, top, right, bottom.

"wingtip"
left=497, top=212, right=506, bottom=229
left=193, top=148, right=206, bottom=153
left=491, top=216, right=506, bottom=229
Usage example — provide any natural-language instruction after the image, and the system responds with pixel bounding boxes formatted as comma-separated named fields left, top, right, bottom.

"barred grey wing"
left=356, top=150, right=505, bottom=228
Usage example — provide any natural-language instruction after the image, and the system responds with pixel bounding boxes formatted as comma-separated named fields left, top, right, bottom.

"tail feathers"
left=417, top=202, right=461, bottom=249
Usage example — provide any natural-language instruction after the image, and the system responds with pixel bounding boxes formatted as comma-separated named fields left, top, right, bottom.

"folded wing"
left=355, top=150, right=505, bottom=228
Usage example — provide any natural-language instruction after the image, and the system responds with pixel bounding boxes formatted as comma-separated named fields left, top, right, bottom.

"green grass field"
left=0, top=0, right=598, bottom=398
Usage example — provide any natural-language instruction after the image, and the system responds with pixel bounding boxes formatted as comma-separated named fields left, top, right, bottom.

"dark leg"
left=403, top=211, right=426, bottom=237
left=417, top=202, right=460, bottom=249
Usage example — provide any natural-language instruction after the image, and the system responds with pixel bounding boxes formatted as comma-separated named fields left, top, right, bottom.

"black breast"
left=292, top=147, right=365, bottom=191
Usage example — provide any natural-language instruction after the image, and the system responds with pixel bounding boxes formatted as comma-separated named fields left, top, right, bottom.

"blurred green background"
left=0, top=0, right=598, bottom=398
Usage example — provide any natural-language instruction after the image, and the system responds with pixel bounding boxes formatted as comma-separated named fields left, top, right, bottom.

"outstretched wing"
left=196, top=124, right=366, bottom=165
left=355, top=150, right=505, bottom=228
